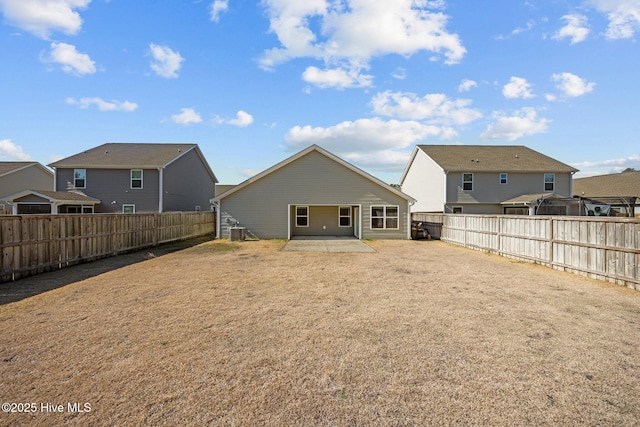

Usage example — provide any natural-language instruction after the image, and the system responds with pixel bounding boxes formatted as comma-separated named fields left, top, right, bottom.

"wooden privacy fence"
left=1, top=212, right=216, bottom=282
left=413, top=213, right=640, bottom=290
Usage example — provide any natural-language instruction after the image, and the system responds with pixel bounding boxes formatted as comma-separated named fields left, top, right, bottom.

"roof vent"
left=515, top=154, right=519, bottom=158
left=105, top=150, right=109, bottom=154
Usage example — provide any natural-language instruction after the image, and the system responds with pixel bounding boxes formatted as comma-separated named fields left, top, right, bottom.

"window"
left=74, top=169, right=86, bottom=188
left=504, top=207, right=528, bottom=215
left=544, top=173, right=555, bottom=191
left=462, top=173, right=473, bottom=191
left=295, top=206, right=308, bottom=227
left=123, top=204, right=135, bottom=213
left=452, top=206, right=463, bottom=214
left=339, top=206, right=351, bottom=227
left=371, top=205, right=399, bottom=229
left=500, top=173, right=508, bottom=184
left=195, top=205, right=201, bottom=212
left=131, top=169, right=143, bottom=189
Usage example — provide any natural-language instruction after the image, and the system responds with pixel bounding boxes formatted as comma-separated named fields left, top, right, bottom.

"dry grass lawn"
left=1, top=239, right=640, bottom=426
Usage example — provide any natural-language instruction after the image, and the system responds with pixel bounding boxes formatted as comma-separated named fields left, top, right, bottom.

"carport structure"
left=213, top=145, right=414, bottom=240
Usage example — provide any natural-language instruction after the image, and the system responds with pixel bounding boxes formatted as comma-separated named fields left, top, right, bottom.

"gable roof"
left=5, top=190, right=100, bottom=204
left=408, top=145, right=578, bottom=174
left=49, top=142, right=217, bottom=183
left=214, top=145, right=414, bottom=202
left=0, top=162, right=53, bottom=178
left=573, top=171, right=640, bottom=198
left=501, top=192, right=571, bottom=205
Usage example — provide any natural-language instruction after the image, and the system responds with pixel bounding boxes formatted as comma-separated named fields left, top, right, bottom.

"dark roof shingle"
left=49, top=143, right=198, bottom=168
left=417, top=145, right=578, bottom=173
left=573, top=171, right=640, bottom=197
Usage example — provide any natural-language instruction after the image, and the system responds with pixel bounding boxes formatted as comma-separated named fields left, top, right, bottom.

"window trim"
left=131, top=169, right=143, bottom=189
left=462, top=173, right=473, bottom=191
left=295, top=205, right=309, bottom=227
left=499, top=173, right=508, bottom=185
left=370, top=205, right=400, bottom=230
left=123, top=204, right=135, bottom=214
left=74, top=169, right=86, bottom=189
left=338, top=206, right=352, bottom=227
left=544, top=173, right=555, bottom=192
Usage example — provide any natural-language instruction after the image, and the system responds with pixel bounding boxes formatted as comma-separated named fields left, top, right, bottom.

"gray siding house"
left=400, top=145, right=578, bottom=215
left=0, top=162, right=54, bottom=213
left=49, top=143, right=218, bottom=213
left=213, top=145, right=415, bottom=239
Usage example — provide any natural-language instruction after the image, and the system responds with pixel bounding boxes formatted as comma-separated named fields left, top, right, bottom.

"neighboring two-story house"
left=49, top=143, right=218, bottom=213
left=400, top=145, right=578, bottom=215
left=0, top=162, right=54, bottom=213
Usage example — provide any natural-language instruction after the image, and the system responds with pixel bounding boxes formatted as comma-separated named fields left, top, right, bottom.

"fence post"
left=549, top=217, right=554, bottom=267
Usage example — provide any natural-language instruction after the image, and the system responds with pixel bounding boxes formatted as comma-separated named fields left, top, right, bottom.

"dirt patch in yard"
left=1, top=239, right=639, bottom=426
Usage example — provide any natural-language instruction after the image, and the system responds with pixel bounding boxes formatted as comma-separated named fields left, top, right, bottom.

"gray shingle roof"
left=6, top=190, right=100, bottom=203
left=573, top=171, right=640, bottom=197
left=417, top=145, right=578, bottom=173
left=49, top=143, right=198, bottom=169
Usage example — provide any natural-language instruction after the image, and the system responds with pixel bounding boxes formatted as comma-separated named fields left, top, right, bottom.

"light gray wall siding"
left=163, top=149, right=216, bottom=211
left=290, top=205, right=353, bottom=236
left=1, top=165, right=53, bottom=203
left=219, top=150, right=409, bottom=239
left=55, top=168, right=160, bottom=213
left=446, top=172, right=574, bottom=204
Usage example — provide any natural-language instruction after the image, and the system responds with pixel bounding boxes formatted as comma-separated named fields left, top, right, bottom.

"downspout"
left=443, top=170, right=448, bottom=213
left=158, top=167, right=164, bottom=213
left=287, top=204, right=291, bottom=240
left=211, top=200, right=221, bottom=239
left=570, top=171, right=575, bottom=198
left=407, top=200, right=413, bottom=239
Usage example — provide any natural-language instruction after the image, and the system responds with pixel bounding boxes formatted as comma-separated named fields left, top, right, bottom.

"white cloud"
left=302, top=66, right=373, bottom=89
left=240, top=168, right=260, bottom=178
left=171, top=108, right=202, bottom=125
left=210, top=0, right=228, bottom=22
left=259, top=0, right=465, bottom=88
left=0, top=0, right=91, bottom=39
left=588, top=0, right=640, bottom=39
left=370, top=91, right=482, bottom=126
left=511, top=20, right=536, bottom=36
left=458, top=79, right=477, bottom=92
left=391, top=67, right=407, bottom=80
left=65, top=97, right=138, bottom=112
left=149, top=44, right=184, bottom=78
left=481, top=107, right=550, bottom=141
left=572, top=153, right=640, bottom=175
left=551, top=72, right=595, bottom=97
left=0, top=139, right=31, bottom=160
left=228, top=110, right=254, bottom=127
left=43, top=42, right=96, bottom=76
left=213, top=110, right=254, bottom=127
left=503, top=77, right=535, bottom=99
left=285, top=118, right=448, bottom=171
left=284, top=117, right=448, bottom=160
left=552, top=14, right=590, bottom=44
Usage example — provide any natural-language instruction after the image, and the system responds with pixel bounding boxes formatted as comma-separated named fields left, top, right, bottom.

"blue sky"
left=1, top=0, right=639, bottom=185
